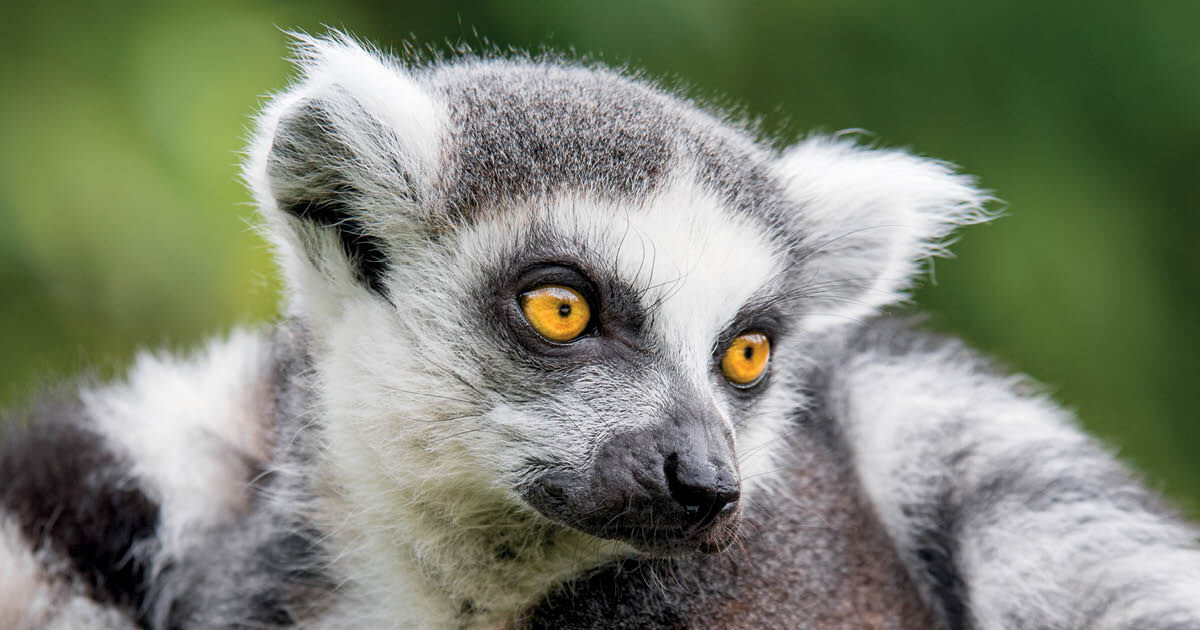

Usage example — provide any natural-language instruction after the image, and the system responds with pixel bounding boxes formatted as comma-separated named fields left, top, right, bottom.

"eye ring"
left=519, top=284, right=592, bottom=343
left=721, top=332, right=770, bottom=388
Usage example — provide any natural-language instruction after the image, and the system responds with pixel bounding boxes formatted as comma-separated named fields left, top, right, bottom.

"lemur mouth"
left=584, top=505, right=743, bottom=556
left=597, top=511, right=739, bottom=554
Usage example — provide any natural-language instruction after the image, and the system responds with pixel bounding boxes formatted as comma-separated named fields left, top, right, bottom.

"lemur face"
left=249, top=35, right=986, bottom=557
left=441, top=188, right=790, bottom=554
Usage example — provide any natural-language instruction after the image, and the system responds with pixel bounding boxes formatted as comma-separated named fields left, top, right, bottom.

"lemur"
left=2, top=33, right=1198, bottom=629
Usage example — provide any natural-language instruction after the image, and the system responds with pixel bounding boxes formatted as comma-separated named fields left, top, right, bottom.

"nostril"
left=664, top=453, right=740, bottom=532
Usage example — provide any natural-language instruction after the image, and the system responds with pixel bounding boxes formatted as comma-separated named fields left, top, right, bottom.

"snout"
left=522, top=407, right=742, bottom=555
left=664, top=451, right=740, bottom=535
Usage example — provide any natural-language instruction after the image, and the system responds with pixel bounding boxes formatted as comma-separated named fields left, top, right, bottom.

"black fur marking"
left=268, top=102, right=393, bottom=297
left=285, top=193, right=390, bottom=296
left=518, top=397, right=939, bottom=629
left=493, top=542, right=519, bottom=561
left=911, top=494, right=971, bottom=630
left=0, top=399, right=160, bottom=620
left=488, top=257, right=653, bottom=373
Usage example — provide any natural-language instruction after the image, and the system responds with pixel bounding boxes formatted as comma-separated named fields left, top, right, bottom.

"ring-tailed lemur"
left=2, top=33, right=1198, bottom=630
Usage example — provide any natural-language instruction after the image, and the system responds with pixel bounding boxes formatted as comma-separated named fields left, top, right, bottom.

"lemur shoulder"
left=2, top=34, right=1198, bottom=630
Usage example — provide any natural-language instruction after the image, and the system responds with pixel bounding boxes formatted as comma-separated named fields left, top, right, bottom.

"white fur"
left=777, top=136, right=992, bottom=331
left=0, top=519, right=56, bottom=630
left=82, top=329, right=275, bottom=560
left=452, top=170, right=803, bottom=492
left=833, top=339, right=1200, bottom=628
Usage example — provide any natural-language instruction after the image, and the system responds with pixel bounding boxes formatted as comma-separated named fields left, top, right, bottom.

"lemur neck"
left=316, top=467, right=628, bottom=628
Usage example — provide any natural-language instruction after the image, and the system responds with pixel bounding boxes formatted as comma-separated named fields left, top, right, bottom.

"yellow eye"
left=519, top=285, right=592, bottom=343
left=721, top=332, right=770, bottom=387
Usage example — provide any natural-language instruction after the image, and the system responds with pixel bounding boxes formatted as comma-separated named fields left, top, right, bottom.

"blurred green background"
left=1, top=1, right=1196, bottom=514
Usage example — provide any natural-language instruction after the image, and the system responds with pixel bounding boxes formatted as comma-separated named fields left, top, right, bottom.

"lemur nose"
left=664, top=452, right=740, bottom=531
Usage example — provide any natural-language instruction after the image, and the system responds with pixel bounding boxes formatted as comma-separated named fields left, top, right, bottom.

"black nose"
left=664, top=452, right=740, bottom=531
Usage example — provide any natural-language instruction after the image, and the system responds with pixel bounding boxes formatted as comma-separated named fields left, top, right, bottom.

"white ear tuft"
left=776, top=136, right=995, bottom=332
left=242, top=32, right=446, bottom=316
left=282, top=31, right=443, bottom=184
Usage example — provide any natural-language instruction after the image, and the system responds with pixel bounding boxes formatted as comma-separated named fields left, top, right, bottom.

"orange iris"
left=520, top=285, right=591, bottom=342
left=721, top=332, right=770, bottom=386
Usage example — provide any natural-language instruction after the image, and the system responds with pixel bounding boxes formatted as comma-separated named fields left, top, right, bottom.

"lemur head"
left=245, top=34, right=987, bottom=557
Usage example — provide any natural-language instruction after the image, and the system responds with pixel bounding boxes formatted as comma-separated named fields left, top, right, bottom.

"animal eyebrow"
left=711, top=290, right=790, bottom=356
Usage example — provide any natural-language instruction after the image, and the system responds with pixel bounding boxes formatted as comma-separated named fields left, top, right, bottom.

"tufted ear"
left=244, top=33, right=445, bottom=307
left=775, top=136, right=993, bottom=332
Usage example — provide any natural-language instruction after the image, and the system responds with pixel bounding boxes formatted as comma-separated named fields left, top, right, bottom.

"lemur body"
left=2, top=35, right=1198, bottom=629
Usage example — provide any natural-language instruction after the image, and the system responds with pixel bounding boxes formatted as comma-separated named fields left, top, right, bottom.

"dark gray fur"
left=269, top=60, right=801, bottom=299
left=271, top=57, right=799, bottom=244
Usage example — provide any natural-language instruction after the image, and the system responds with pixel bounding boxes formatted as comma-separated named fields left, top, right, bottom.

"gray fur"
left=147, top=324, right=335, bottom=629
left=426, top=60, right=787, bottom=225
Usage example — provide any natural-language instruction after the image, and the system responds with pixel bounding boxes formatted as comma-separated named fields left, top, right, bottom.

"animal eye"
left=519, top=285, right=592, bottom=343
left=721, top=332, right=770, bottom=387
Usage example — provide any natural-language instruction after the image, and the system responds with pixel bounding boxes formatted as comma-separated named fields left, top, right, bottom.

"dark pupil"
left=742, top=345, right=754, bottom=361
left=558, top=303, right=572, bottom=318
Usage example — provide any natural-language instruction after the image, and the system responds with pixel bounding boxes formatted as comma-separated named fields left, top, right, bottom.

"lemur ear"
left=244, top=33, right=444, bottom=304
left=775, top=137, right=992, bottom=332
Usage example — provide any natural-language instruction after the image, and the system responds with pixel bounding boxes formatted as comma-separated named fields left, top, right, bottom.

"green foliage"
left=1, top=0, right=1196, bottom=513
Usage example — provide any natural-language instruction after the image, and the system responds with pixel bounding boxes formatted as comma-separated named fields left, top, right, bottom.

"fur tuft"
left=243, top=31, right=446, bottom=319
left=776, top=135, right=995, bottom=331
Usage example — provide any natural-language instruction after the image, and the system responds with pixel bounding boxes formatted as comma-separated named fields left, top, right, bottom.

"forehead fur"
left=421, top=58, right=791, bottom=226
